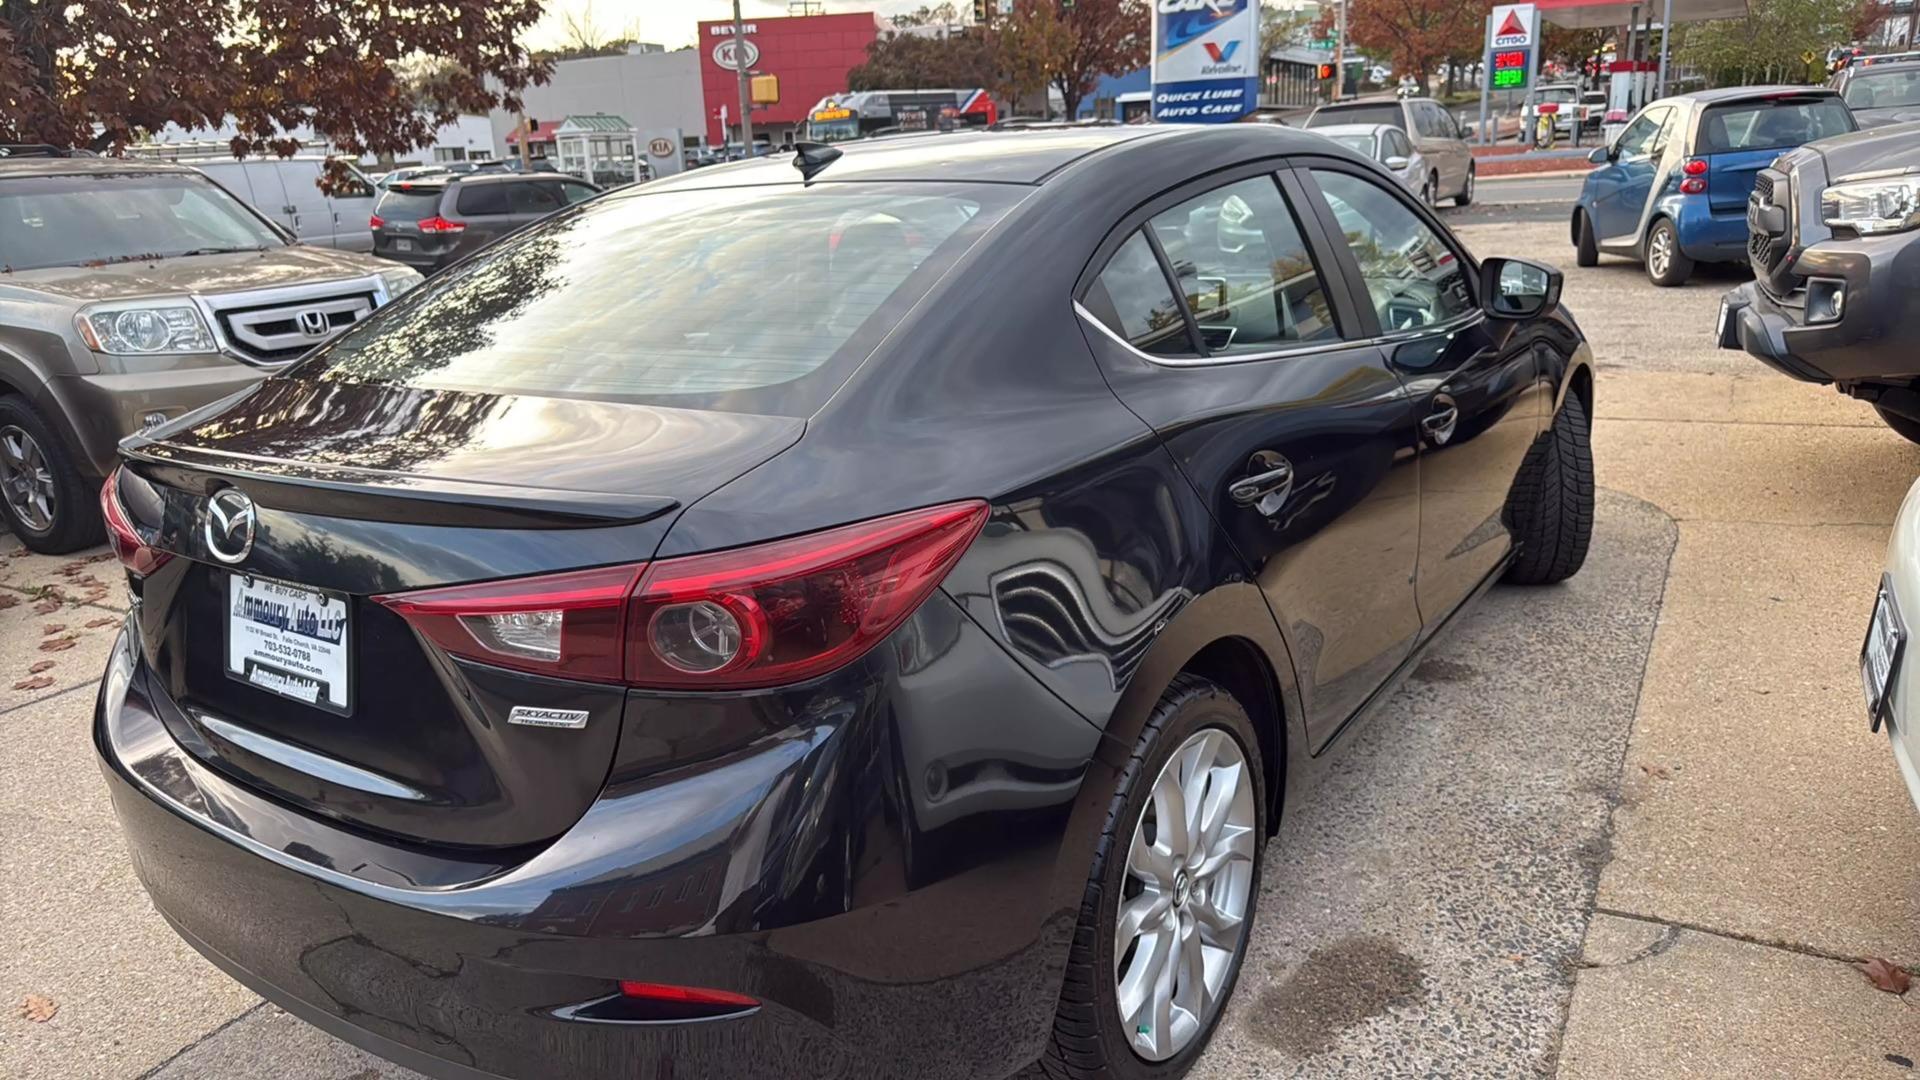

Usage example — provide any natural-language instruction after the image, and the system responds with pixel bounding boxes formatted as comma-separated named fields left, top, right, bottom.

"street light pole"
left=733, top=0, right=754, bottom=155
left=1333, top=0, right=1347, bottom=101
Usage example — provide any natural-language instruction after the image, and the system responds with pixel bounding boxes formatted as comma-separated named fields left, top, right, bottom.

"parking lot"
left=2, top=179, right=1917, bottom=1080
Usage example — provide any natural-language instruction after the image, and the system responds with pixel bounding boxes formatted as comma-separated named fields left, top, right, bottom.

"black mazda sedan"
left=95, top=126, right=1594, bottom=1080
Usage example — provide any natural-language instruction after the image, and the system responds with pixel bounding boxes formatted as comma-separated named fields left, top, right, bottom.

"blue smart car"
left=1572, top=87, right=1854, bottom=285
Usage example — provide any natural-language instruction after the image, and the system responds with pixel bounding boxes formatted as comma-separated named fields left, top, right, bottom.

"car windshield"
left=1537, top=87, right=1578, bottom=103
left=1328, top=133, right=1379, bottom=157
left=1308, top=104, right=1405, bottom=130
left=1698, top=97, right=1855, bottom=152
left=0, top=172, right=282, bottom=272
left=305, top=182, right=1022, bottom=415
left=1843, top=68, right=1920, bottom=109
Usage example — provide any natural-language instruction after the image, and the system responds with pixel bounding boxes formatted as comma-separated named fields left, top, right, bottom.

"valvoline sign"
left=1152, top=0, right=1260, bottom=124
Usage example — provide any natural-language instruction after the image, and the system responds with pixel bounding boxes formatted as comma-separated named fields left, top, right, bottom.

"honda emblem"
left=297, top=309, right=329, bottom=337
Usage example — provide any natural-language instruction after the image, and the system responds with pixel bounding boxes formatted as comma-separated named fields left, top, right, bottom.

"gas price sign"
left=1491, top=49, right=1530, bottom=89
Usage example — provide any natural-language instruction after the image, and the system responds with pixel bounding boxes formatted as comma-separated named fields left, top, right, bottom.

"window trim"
left=1071, top=157, right=1369, bottom=370
left=1291, top=157, right=1484, bottom=342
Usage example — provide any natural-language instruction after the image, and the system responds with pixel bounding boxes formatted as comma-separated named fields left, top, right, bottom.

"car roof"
left=1847, top=60, right=1920, bottom=75
left=1310, top=123, right=1395, bottom=137
left=644, top=125, right=1352, bottom=189
left=0, top=155, right=203, bottom=179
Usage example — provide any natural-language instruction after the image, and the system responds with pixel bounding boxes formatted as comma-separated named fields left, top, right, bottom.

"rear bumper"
left=1717, top=230, right=1920, bottom=384
left=1672, top=201, right=1751, bottom=262
left=95, top=591, right=1100, bottom=1080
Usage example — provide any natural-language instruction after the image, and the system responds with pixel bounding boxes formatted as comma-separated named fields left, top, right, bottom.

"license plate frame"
left=224, top=572, right=353, bottom=716
left=1861, top=574, right=1905, bottom=733
left=393, top=238, right=414, bottom=252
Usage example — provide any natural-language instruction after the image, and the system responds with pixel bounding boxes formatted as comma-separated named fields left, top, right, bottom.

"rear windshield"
left=1327, top=133, right=1377, bottom=157
left=1308, top=104, right=1405, bottom=130
left=1697, top=97, right=1854, bottom=153
left=1536, top=87, right=1579, bottom=102
left=305, top=182, right=1021, bottom=415
left=1843, top=67, right=1920, bottom=109
left=0, top=172, right=283, bottom=272
left=373, top=186, right=445, bottom=221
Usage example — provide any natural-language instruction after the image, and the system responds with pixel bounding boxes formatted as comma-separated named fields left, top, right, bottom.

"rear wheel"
left=0, top=395, right=101, bottom=554
left=1574, top=210, right=1599, bottom=267
left=1875, top=405, right=1920, bottom=445
left=1030, top=675, right=1265, bottom=1080
left=1644, top=218, right=1693, bottom=287
left=1505, top=391, right=1594, bottom=585
left=1456, top=164, right=1475, bottom=206
left=1422, top=172, right=1438, bottom=208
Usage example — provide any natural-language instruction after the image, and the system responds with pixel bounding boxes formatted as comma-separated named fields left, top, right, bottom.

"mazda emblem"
left=297, top=309, right=329, bottom=337
left=204, top=488, right=257, bottom=565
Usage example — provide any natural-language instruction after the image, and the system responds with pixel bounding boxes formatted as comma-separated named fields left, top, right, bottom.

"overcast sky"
left=525, top=0, right=936, bottom=51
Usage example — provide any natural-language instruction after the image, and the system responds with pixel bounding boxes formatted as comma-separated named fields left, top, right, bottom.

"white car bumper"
left=1875, top=477, right=1920, bottom=817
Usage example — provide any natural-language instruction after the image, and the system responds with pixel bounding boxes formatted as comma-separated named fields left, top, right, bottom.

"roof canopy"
left=1537, top=0, right=1747, bottom=30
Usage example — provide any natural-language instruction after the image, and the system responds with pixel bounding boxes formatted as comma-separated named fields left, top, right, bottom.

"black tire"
left=1030, top=675, right=1267, bottom=1080
left=1504, top=391, right=1594, bottom=585
left=1875, top=405, right=1920, bottom=445
left=1455, top=164, right=1475, bottom=207
left=0, top=394, right=102, bottom=554
left=1574, top=210, right=1599, bottom=268
left=1644, top=218, right=1693, bottom=287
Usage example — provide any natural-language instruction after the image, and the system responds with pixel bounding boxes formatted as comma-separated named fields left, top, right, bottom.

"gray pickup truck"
left=0, top=148, right=421, bottom=551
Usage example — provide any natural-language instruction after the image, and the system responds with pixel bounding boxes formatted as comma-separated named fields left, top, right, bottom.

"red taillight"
left=99, top=468, right=171, bottom=577
left=417, top=216, right=465, bottom=234
left=373, top=500, right=989, bottom=690
left=1683, top=158, right=1708, bottom=176
left=618, top=980, right=758, bottom=1007
left=369, top=213, right=385, bottom=229
left=1680, top=178, right=1707, bottom=194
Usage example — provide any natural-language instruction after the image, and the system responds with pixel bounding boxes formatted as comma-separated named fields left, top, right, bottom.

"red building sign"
left=697, top=12, right=882, bottom=147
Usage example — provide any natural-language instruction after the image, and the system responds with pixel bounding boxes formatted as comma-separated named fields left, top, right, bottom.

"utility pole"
left=1333, top=0, right=1347, bottom=101
left=733, top=0, right=754, bottom=154
left=517, top=114, right=532, bottom=170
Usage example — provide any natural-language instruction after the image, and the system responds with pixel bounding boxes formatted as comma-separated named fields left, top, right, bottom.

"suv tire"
left=1029, top=675, right=1265, bottom=1080
left=1574, top=211, right=1599, bottom=268
left=1505, top=392, right=1594, bottom=585
left=1875, top=405, right=1920, bottom=445
left=0, top=395, right=102, bottom=554
left=1644, top=218, right=1693, bottom=287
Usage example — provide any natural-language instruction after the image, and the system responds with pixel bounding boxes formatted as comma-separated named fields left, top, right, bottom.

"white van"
left=191, top=157, right=378, bottom=252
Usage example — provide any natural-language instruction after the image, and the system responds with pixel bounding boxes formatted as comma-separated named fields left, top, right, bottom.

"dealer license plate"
left=226, top=573, right=352, bottom=715
left=1862, top=576, right=1905, bottom=732
left=393, top=238, right=414, bottom=252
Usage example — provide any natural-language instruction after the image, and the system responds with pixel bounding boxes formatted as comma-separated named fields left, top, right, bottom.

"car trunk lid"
left=119, top=377, right=803, bottom=849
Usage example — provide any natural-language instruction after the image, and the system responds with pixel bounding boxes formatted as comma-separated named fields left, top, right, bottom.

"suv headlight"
left=75, top=302, right=216, bottom=355
left=1821, top=173, right=1920, bottom=235
left=377, top=265, right=424, bottom=300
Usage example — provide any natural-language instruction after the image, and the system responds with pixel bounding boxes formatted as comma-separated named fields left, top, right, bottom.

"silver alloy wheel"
left=1648, top=226, right=1673, bottom=278
left=0, top=424, right=55, bottom=533
left=1113, top=727, right=1257, bottom=1062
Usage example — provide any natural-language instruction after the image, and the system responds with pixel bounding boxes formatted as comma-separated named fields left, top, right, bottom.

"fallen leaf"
left=11, top=676, right=53, bottom=691
left=16, top=994, right=57, bottom=1022
left=87, top=552, right=116, bottom=563
left=86, top=617, right=117, bottom=628
left=1639, top=763, right=1672, bottom=780
left=31, top=599, right=58, bottom=615
left=0, top=594, right=15, bottom=610
left=40, top=623, right=65, bottom=635
left=37, top=638, right=76, bottom=653
left=28, top=660, right=54, bottom=673
left=1860, top=958, right=1911, bottom=995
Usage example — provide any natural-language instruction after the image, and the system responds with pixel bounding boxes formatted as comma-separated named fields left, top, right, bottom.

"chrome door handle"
left=1421, top=404, right=1460, bottom=446
left=1229, top=459, right=1295, bottom=507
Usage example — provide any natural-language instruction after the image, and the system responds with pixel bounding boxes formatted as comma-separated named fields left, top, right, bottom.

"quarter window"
left=1146, top=176, right=1338, bottom=354
left=1088, top=232, right=1193, bottom=357
left=1310, top=169, right=1474, bottom=332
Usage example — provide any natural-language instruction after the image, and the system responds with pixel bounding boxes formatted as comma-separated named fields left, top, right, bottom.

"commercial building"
left=696, top=12, right=882, bottom=149
left=486, top=45, right=706, bottom=164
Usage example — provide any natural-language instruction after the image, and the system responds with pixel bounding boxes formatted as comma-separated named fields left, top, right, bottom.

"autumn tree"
left=849, top=25, right=1002, bottom=91
left=1677, top=0, right=1882, bottom=84
left=1345, top=0, right=1481, bottom=96
left=0, top=0, right=548, bottom=179
left=1037, top=0, right=1151, bottom=119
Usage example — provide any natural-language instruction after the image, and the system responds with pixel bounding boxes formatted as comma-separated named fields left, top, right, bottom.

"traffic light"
left=1316, top=63, right=1335, bottom=80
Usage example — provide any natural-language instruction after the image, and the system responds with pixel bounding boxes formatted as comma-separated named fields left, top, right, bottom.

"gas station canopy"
left=1536, top=0, right=1746, bottom=29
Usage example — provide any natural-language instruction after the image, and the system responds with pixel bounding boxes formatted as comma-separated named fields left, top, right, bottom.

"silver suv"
left=0, top=149, right=420, bottom=551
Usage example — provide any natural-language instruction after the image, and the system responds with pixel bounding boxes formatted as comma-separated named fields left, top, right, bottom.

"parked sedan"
left=370, top=172, right=601, bottom=273
left=1312, top=122, right=1435, bottom=202
left=1718, top=120, right=1920, bottom=442
left=1572, top=86, right=1855, bottom=285
left=95, top=126, right=1593, bottom=1080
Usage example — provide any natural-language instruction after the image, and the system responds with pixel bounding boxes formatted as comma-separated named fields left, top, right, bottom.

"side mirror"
left=1384, top=154, right=1411, bottom=170
left=1480, top=257, right=1562, bottom=320
left=1588, top=145, right=1612, bottom=165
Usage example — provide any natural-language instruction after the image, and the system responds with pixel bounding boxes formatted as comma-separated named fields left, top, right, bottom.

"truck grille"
left=1746, top=166, right=1793, bottom=283
left=200, top=280, right=383, bottom=366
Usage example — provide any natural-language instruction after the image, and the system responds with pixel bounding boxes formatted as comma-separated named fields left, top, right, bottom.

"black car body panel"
left=97, top=126, right=1596, bottom=1079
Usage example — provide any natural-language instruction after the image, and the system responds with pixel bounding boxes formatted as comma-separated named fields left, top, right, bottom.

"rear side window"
left=559, top=181, right=599, bottom=205
left=1087, top=232, right=1192, bottom=357
left=373, top=187, right=444, bottom=221
left=305, top=183, right=1019, bottom=415
left=509, top=182, right=564, bottom=215
left=1146, top=176, right=1338, bottom=354
left=454, top=183, right=510, bottom=216
left=1698, top=97, right=1853, bottom=152
left=1309, top=104, right=1405, bottom=130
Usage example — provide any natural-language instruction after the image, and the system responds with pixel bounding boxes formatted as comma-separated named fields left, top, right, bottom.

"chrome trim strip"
left=1073, top=301, right=1378, bottom=368
left=194, top=711, right=431, bottom=802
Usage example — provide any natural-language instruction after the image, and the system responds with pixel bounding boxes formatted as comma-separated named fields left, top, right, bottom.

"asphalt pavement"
left=3, top=184, right=1916, bottom=1080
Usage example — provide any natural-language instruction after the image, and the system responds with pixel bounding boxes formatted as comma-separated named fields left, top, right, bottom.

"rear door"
left=240, top=162, right=294, bottom=238
left=279, top=161, right=337, bottom=247
left=1694, top=94, right=1855, bottom=215
left=509, top=179, right=568, bottom=231
left=1077, top=164, right=1424, bottom=749
left=451, top=180, right=517, bottom=254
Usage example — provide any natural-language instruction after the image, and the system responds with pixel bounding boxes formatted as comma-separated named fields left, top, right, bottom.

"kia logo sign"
left=648, top=137, right=675, bottom=158
left=712, top=38, right=759, bottom=71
